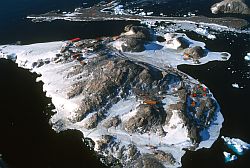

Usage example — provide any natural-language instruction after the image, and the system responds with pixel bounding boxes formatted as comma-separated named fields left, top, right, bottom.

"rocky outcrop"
left=128, top=154, right=165, bottom=168
left=121, top=37, right=145, bottom=52
left=117, top=25, right=151, bottom=52
left=183, top=46, right=204, bottom=63
left=96, top=136, right=141, bottom=167
left=72, top=54, right=184, bottom=127
left=103, top=115, right=121, bottom=128
left=74, top=56, right=145, bottom=122
left=123, top=24, right=151, bottom=41
left=164, top=33, right=190, bottom=50
left=153, top=150, right=176, bottom=165
left=188, top=125, right=200, bottom=145
left=211, top=0, right=250, bottom=15
left=84, top=113, right=100, bottom=129
left=124, top=104, right=166, bottom=134
left=32, top=58, right=51, bottom=68
left=96, top=135, right=114, bottom=151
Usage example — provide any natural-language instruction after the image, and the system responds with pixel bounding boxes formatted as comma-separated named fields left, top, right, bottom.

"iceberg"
left=223, top=151, right=238, bottom=163
left=232, top=83, right=239, bottom=88
left=222, top=136, right=250, bottom=156
left=244, top=53, right=250, bottom=61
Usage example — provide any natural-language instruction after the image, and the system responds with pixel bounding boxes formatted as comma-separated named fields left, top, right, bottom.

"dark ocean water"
left=0, top=0, right=250, bottom=168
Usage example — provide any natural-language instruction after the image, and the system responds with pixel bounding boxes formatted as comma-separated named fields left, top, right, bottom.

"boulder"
left=176, top=37, right=190, bottom=49
left=124, top=25, right=151, bottom=41
left=164, top=33, right=190, bottom=50
left=183, top=46, right=204, bottom=61
left=211, top=0, right=250, bottom=15
left=121, top=37, right=145, bottom=52
left=117, top=25, right=151, bottom=52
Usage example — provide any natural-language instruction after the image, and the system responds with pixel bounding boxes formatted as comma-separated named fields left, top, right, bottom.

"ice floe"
left=232, top=83, right=240, bottom=88
left=222, top=136, right=250, bottom=156
left=223, top=151, right=238, bottom=163
left=244, top=53, right=250, bottom=61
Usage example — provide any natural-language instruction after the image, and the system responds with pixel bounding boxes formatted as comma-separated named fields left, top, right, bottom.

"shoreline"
left=26, top=2, right=249, bottom=29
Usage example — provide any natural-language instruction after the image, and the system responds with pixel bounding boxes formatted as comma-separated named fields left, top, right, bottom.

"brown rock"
left=184, top=46, right=204, bottom=61
left=153, top=150, right=176, bottom=164
left=124, top=104, right=166, bottom=133
left=84, top=113, right=99, bottom=129
left=103, top=116, right=121, bottom=128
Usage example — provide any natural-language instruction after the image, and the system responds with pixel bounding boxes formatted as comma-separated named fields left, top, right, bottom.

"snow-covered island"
left=0, top=24, right=230, bottom=167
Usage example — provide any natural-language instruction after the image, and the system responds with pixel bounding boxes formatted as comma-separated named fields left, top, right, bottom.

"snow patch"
left=114, top=5, right=125, bottom=15
left=195, top=27, right=216, bottom=39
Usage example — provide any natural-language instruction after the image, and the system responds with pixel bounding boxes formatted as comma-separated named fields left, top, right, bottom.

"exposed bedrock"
left=211, top=0, right=250, bottom=15
left=119, top=25, right=152, bottom=52
left=64, top=50, right=216, bottom=142
left=123, top=104, right=166, bottom=134
left=128, top=154, right=165, bottom=168
left=95, top=135, right=141, bottom=167
left=74, top=56, right=145, bottom=122
left=70, top=54, right=182, bottom=124
left=183, top=46, right=205, bottom=63
left=164, top=33, right=190, bottom=50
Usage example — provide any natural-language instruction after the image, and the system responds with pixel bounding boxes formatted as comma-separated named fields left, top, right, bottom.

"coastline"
left=26, top=2, right=249, bottom=29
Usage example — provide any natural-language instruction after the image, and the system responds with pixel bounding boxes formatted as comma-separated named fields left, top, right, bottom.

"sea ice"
left=222, top=136, right=250, bottom=156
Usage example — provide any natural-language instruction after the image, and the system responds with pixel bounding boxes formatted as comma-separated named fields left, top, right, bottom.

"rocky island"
left=1, top=0, right=250, bottom=167
left=1, top=23, right=229, bottom=167
left=27, top=0, right=249, bottom=29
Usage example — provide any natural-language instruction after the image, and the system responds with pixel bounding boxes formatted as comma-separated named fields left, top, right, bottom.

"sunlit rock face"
left=211, top=0, right=250, bottom=15
left=115, top=25, right=152, bottom=52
